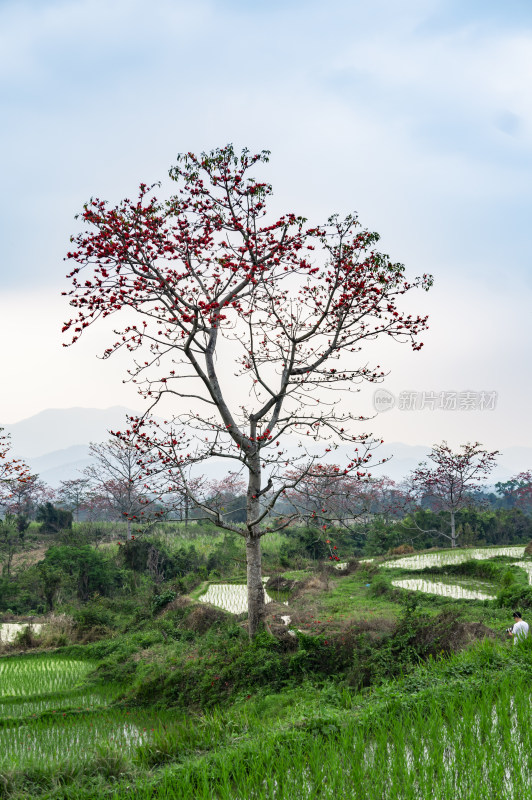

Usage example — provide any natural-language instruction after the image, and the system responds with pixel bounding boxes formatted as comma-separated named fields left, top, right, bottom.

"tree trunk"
left=246, top=451, right=264, bottom=637
left=185, top=493, right=189, bottom=527
left=450, top=510, right=456, bottom=548
left=246, top=534, right=264, bottom=637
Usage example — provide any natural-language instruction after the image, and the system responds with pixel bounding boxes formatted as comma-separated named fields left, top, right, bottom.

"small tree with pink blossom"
left=496, top=471, right=532, bottom=514
left=407, top=441, right=500, bottom=549
left=0, top=429, right=29, bottom=490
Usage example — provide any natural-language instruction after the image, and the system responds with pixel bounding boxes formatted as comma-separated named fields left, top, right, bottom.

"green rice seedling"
left=96, top=672, right=532, bottom=800
left=2, top=658, right=91, bottom=694
left=384, top=546, right=526, bottom=572
left=198, top=581, right=284, bottom=615
left=0, top=683, right=121, bottom=719
left=0, top=657, right=94, bottom=699
left=0, top=710, right=147, bottom=770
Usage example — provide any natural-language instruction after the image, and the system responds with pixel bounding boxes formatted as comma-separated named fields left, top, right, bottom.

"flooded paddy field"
left=198, top=580, right=288, bottom=614
left=383, top=546, right=526, bottom=571
left=391, top=577, right=495, bottom=600
left=95, top=664, right=532, bottom=800
left=0, top=623, right=43, bottom=644
left=0, top=653, right=172, bottom=779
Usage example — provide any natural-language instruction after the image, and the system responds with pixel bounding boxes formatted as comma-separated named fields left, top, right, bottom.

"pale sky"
left=1, top=0, right=531, bottom=451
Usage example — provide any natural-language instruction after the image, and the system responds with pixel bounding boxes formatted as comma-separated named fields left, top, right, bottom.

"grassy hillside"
left=0, top=523, right=532, bottom=798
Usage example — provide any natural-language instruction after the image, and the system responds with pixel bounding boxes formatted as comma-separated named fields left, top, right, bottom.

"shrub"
left=389, top=544, right=414, bottom=555
left=496, top=583, right=532, bottom=610
left=368, top=574, right=391, bottom=597
left=426, top=560, right=502, bottom=581
left=36, top=503, right=73, bottom=533
left=151, top=590, right=177, bottom=615
left=182, top=603, right=229, bottom=634
left=38, top=613, right=75, bottom=647
left=73, top=603, right=115, bottom=632
left=42, top=545, right=121, bottom=601
left=13, top=624, right=39, bottom=649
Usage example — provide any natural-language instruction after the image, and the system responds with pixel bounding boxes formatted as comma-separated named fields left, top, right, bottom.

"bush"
left=496, top=583, right=532, bottom=610
left=74, top=603, right=115, bottom=632
left=43, top=545, right=121, bottom=601
left=13, top=624, right=39, bottom=649
left=36, top=503, right=73, bottom=533
left=368, top=574, right=391, bottom=597
left=38, top=614, right=74, bottom=647
left=389, top=544, right=414, bottom=555
left=151, top=590, right=177, bottom=615
left=426, top=559, right=503, bottom=581
left=279, top=527, right=331, bottom=561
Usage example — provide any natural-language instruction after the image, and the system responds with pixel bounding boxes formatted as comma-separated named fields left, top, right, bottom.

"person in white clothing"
left=509, top=612, right=529, bottom=644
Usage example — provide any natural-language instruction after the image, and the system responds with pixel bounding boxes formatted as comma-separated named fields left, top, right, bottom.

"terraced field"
left=0, top=655, right=161, bottom=776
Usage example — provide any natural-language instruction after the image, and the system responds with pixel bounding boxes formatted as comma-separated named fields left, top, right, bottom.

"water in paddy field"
left=199, top=579, right=288, bottom=614
left=391, top=578, right=495, bottom=600
left=384, top=546, right=526, bottom=571
left=0, top=717, right=148, bottom=768
left=0, top=623, right=43, bottom=643
left=511, top=561, right=532, bottom=584
left=0, top=656, right=155, bottom=771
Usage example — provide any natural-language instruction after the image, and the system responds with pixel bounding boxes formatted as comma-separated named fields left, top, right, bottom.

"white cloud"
left=1, top=0, right=531, bottom=451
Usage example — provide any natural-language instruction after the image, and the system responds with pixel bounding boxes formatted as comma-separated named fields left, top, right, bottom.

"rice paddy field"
left=0, top=656, right=138, bottom=765
left=127, top=668, right=532, bottom=800
left=47, top=643, right=532, bottom=800
left=0, top=624, right=43, bottom=644
left=390, top=577, right=495, bottom=601
left=197, top=580, right=289, bottom=614
left=383, top=546, right=526, bottom=571
left=1, top=543, right=532, bottom=798
left=0, top=654, right=178, bottom=795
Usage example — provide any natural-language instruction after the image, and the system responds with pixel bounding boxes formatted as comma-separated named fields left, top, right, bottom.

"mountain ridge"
left=2, top=407, right=530, bottom=489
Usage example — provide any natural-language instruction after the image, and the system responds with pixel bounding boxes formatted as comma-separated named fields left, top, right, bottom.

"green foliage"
left=14, top=513, right=31, bottom=534
left=368, top=573, right=392, bottom=597
left=73, top=603, right=115, bottom=632
left=151, top=590, right=177, bottom=615
left=425, top=558, right=505, bottom=581
left=364, top=517, right=405, bottom=556
left=0, top=517, right=20, bottom=576
left=206, top=533, right=241, bottom=572
left=279, top=527, right=331, bottom=561
left=496, top=582, right=532, bottom=610
left=43, top=545, right=121, bottom=601
left=36, top=502, right=73, bottom=534
left=391, top=508, right=532, bottom=554
left=37, top=563, right=62, bottom=611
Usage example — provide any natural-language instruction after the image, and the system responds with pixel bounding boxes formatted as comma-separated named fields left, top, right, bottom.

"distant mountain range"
left=2, top=407, right=531, bottom=489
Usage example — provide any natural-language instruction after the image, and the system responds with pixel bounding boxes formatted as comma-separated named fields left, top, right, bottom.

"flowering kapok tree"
left=495, top=472, right=532, bottom=513
left=57, top=478, right=91, bottom=522
left=0, top=429, right=29, bottom=489
left=0, top=472, right=53, bottom=527
left=83, top=439, right=175, bottom=538
left=407, top=441, right=500, bottom=548
left=63, top=145, right=432, bottom=636
left=284, top=467, right=402, bottom=528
